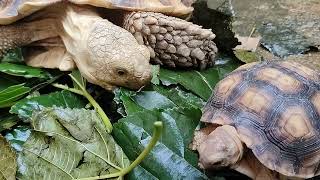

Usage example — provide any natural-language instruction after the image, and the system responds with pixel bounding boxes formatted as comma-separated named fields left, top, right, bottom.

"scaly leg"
left=123, top=11, right=218, bottom=70
left=0, top=19, right=58, bottom=58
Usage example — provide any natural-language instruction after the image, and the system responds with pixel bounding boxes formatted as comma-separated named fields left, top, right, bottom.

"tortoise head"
left=197, top=125, right=244, bottom=169
left=77, top=19, right=152, bottom=90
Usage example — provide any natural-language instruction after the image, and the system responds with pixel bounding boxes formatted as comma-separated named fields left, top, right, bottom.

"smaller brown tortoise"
left=0, top=0, right=217, bottom=90
left=192, top=60, right=320, bottom=179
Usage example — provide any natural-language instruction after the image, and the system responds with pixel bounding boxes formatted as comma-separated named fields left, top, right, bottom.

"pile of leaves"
left=0, top=45, right=241, bottom=179
left=3, top=0, right=318, bottom=179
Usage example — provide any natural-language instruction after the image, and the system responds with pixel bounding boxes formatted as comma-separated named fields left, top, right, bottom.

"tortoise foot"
left=124, top=11, right=218, bottom=70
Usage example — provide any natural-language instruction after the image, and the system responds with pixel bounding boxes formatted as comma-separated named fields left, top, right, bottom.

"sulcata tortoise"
left=0, top=0, right=217, bottom=90
left=192, top=60, right=320, bottom=179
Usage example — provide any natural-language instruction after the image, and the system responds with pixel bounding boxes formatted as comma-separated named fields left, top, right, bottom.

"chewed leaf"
left=0, top=135, right=17, bottom=180
left=17, top=107, right=130, bottom=180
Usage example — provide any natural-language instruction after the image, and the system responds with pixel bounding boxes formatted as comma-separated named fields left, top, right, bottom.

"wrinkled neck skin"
left=49, top=4, right=152, bottom=90
left=56, top=5, right=104, bottom=87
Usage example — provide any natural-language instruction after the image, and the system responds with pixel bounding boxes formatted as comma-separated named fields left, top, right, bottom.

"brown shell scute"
left=202, top=60, right=320, bottom=178
left=0, top=0, right=193, bottom=25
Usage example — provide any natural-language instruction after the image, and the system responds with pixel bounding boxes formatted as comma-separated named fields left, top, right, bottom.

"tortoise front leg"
left=0, top=19, right=58, bottom=58
left=123, top=12, right=218, bottom=70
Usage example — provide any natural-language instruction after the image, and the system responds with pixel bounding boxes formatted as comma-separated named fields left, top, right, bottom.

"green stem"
left=52, top=83, right=84, bottom=96
left=76, top=121, right=163, bottom=180
left=82, top=89, right=113, bottom=133
left=53, top=74, right=113, bottom=133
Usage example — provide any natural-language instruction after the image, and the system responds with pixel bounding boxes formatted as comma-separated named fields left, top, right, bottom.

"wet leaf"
left=0, top=135, right=17, bottom=180
left=0, top=84, right=30, bottom=108
left=0, top=62, right=50, bottom=79
left=113, top=120, right=208, bottom=180
left=17, top=107, right=130, bottom=180
left=10, top=90, right=85, bottom=119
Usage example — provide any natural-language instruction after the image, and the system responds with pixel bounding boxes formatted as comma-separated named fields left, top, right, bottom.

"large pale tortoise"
left=0, top=0, right=217, bottom=90
left=193, top=60, right=320, bottom=179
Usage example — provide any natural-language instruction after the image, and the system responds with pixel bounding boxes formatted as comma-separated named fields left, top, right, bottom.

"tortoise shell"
left=201, top=60, right=320, bottom=178
left=0, top=0, right=193, bottom=25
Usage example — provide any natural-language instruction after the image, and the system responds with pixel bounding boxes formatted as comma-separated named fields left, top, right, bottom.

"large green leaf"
left=0, top=62, right=50, bottom=79
left=18, top=107, right=130, bottom=179
left=113, top=121, right=207, bottom=180
left=0, top=84, right=31, bottom=108
left=0, top=135, right=17, bottom=180
left=10, top=90, right=85, bottom=119
left=159, top=55, right=240, bottom=100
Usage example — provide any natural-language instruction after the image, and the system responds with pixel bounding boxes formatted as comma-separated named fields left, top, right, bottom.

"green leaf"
left=0, top=135, right=17, bottom=180
left=153, top=86, right=205, bottom=109
left=151, top=65, right=160, bottom=85
left=17, top=107, right=130, bottom=179
left=0, top=84, right=31, bottom=108
left=0, top=112, right=20, bottom=132
left=70, top=70, right=86, bottom=90
left=0, top=62, right=51, bottom=79
left=1, top=48, right=23, bottom=63
left=0, top=74, right=25, bottom=91
left=234, top=50, right=260, bottom=63
left=117, top=85, right=204, bottom=116
left=10, top=90, right=85, bottom=119
left=159, top=55, right=240, bottom=100
left=113, top=121, right=207, bottom=180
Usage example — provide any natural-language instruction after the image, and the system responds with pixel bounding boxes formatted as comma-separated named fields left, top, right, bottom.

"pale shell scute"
left=0, top=0, right=61, bottom=25
left=0, top=0, right=193, bottom=25
left=202, top=60, right=320, bottom=178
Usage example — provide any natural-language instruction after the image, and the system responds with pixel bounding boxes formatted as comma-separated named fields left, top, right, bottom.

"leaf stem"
left=81, top=89, right=113, bottom=133
left=52, top=83, right=84, bottom=96
left=68, top=74, right=113, bottom=133
left=76, top=121, right=163, bottom=180
left=52, top=76, right=113, bottom=133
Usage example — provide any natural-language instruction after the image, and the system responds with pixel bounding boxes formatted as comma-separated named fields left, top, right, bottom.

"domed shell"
left=201, top=60, right=320, bottom=178
left=0, top=0, right=193, bottom=25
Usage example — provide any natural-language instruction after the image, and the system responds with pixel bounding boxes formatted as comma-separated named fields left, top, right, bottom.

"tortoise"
left=192, top=60, right=320, bottom=179
left=0, top=0, right=217, bottom=90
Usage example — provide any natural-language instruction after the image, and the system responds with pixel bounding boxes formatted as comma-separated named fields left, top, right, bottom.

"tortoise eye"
left=117, top=69, right=127, bottom=76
